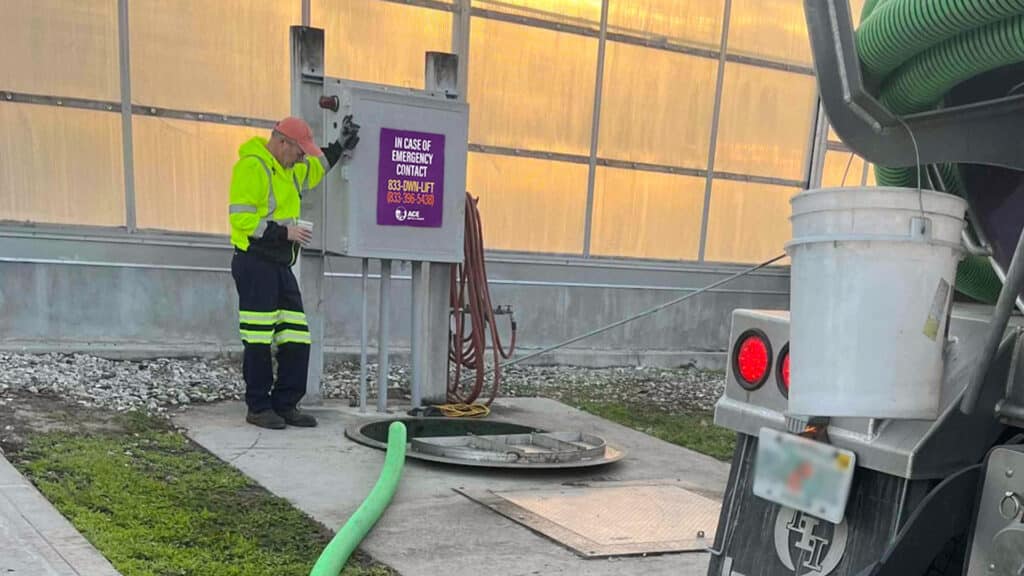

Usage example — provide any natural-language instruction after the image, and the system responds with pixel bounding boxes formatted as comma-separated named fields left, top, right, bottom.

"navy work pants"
left=231, top=250, right=311, bottom=413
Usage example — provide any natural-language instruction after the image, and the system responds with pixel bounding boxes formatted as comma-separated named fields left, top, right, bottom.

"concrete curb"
left=0, top=454, right=122, bottom=575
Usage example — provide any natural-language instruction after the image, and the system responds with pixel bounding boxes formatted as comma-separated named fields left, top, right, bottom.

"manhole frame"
left=344, top=417, right=626, bottom=469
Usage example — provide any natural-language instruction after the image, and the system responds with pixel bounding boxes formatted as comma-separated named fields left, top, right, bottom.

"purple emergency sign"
left=377, top=127, right=445, bottom=227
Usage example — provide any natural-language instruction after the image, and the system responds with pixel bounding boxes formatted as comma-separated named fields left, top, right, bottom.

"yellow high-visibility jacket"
left=228, top=137, right=326, bottom=265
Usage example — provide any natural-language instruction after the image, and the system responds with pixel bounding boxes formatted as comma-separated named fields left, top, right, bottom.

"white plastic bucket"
left=786, top=186, right=967, bottom=420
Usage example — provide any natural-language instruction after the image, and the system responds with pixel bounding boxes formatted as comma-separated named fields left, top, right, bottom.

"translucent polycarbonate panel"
left=0, top=104, right=123, bottom=226
left=133, top=117, right=263, bottom=234
left=727, top=0, right=811, bottom=66
left=822, top=150, right=866, bottom=188
left=608, top=0, right=724, bottom=49
left=704, top=179, right=799, bottom=264
left=715, top=63, right=816, bottom=180
left=314, top=0, right=452, bottom=89
left=466, top=153, right=587, bottom=254
left=591, top=167, right=705, bottom=260
left=472, top=0, right=601, bottom=25
left=828, top=124, right=840, bottom=143
left=131, top=0, right=299, bottom=120
left=599, top=42, right=717, bottom=169
left=469, top=18, right=597, bottom=156
left=850, top=0, right=867, bottom=24
left=1, top=0, right=119, bottom=101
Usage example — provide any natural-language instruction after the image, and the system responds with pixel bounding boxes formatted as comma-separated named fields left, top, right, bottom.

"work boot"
left=276, top=408, right=318, bottom=427
left=246, top=409, right=286, bottom=430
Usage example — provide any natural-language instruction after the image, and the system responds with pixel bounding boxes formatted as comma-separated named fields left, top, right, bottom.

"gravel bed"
left=0, top=352, right=725, bottom=415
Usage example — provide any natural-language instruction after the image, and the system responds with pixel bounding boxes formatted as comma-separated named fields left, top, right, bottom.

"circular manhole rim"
left=344, top=417, right=626, bottom=469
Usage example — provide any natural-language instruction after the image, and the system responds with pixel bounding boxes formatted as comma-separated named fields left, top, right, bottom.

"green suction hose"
left=857, top=0, right=1024, bottom=81
left=851, top=0, right=1024, bottom=303
left=878, top=15, right=1024, bottom=114
left=309, top=421, right=407, bottom=576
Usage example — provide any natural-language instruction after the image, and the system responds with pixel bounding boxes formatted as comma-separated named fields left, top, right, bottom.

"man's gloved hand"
left=320, top=115, right=360, bottom=168
left=341, top=114, right=360, bottom=153
left=321, top=140, right=343, bottom=168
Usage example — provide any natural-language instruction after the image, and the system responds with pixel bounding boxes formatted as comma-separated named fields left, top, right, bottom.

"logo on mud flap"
left=773, top=507, right=848, bottom=575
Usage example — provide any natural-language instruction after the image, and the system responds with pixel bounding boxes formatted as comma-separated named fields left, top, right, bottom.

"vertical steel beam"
left=582, top=0, right=609, bottom=257
left=423, top=52, right=461, bottom=406
left=117, top=0, right=137, bottom=231
left=378, top=259, right=392, bottom=412
left=411, top=260, right=425, bottom=408
left=697, top=0, right=733, bottom=262
left=452, top=0, right=471, bottom=100
left=360, top=258, right=370, bottom=412
left=290, top=26, right=326, bottom=404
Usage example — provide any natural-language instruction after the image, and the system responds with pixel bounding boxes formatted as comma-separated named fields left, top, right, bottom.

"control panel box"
left=304, top=79, right=468, bottom=262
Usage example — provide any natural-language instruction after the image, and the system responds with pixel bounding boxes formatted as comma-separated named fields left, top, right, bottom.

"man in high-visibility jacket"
left=228, top=116, right=358, bottom=429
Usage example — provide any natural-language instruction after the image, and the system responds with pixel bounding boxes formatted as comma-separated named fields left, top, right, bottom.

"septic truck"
left=707, top=2, right=1024, bottom=575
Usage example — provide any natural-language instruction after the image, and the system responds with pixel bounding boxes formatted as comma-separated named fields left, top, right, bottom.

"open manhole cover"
left=345, top=417, right=625, bottom=469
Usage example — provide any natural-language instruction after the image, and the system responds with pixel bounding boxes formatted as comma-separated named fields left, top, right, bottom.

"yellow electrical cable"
left=432, top=403, right=490, bottom=418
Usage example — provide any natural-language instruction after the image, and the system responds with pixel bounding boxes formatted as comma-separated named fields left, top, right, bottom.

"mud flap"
left=708, top=433, right=934, bottom=576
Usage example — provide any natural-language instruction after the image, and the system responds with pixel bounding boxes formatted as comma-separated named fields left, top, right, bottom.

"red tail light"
left=777, top=344, right=790, bottom=398
left=733, top=330, right=772, bottom=390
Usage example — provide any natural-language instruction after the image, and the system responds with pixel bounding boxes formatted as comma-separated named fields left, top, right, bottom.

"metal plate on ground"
left=346, top=418, right=626, bottom=469
left=412, top=431, right=607, bottom=464
left=753, top=427, right=856, bottom=524
left=456, top=480, right=720, bottom=558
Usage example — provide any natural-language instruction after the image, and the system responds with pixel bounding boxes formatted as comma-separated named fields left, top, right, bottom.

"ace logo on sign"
left=377, top=127, right=445, bottom=228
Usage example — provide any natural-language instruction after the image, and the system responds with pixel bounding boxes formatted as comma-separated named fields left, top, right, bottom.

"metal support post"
left=291, top=26, right=326, bottom=404
left=378, top=259, right=392, bottom=412
left=452, top=0, right=471, bottom=99
left=411, top=261, right=426, bottom=408
left=425, top=262, right=452, bottom=405
left=359, top=258, right=369, bottom=412
left=421, top=52, right=461, bottom=406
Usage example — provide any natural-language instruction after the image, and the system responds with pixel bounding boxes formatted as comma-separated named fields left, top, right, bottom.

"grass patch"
left=577, top=401, right=737, bottom=461
left=11, top=413, right=393, bottom=576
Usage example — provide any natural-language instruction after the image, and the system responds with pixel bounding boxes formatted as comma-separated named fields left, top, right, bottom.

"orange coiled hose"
left=447, top=193, right=517, bottom=405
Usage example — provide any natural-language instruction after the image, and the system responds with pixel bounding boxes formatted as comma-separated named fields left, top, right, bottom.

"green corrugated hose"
left=852, top=0, right=1024, bottom=304
left=309, top=421, right=407, bottom=576
left=857, top=0, right=1024, bottom=81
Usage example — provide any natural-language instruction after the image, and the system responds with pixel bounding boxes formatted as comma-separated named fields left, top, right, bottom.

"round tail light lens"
left=733, top=330, right=772, bottom=390
left=777, top=344, right=790, bottom=398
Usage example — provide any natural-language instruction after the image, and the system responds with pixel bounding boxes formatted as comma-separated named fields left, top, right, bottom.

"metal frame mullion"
left=698, top=0, right=733, bottom=262
left=807, top=100, right=830, bottom=189
left=131, top=104, right=276, bottom=129
left=582, top=0, right=609, bottom=257
left=117, top=0, right=137, bottom=232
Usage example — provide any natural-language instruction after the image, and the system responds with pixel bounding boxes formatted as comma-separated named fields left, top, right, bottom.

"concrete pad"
left=175, top=397, right=729, bottom=576
left=0, top=455, right=121, bottom=576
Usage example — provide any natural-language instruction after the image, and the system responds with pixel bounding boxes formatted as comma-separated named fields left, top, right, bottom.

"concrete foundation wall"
left=0, top=230, right=790, bottom=369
